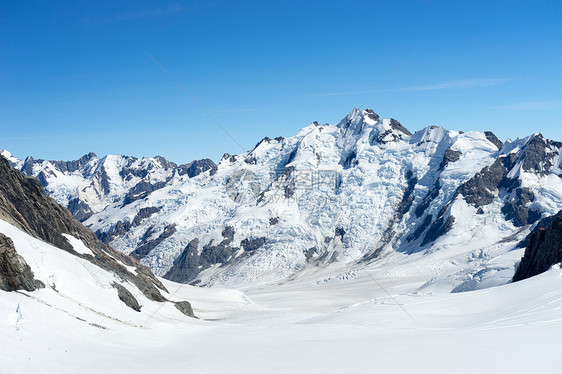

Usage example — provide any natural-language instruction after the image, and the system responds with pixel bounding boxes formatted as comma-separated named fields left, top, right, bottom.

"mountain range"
left=3, top=108, right=562, bottom=291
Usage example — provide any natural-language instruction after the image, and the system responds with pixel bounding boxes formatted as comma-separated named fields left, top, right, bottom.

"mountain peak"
left=338, top=108, right=380, bottom=127
left=335, top=108, right=412, bottom=146
left=363, top=108, right=380, bottom=122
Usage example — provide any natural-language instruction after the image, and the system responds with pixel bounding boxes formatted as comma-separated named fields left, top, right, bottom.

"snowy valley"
left=2, top=108, right=562, bottom=373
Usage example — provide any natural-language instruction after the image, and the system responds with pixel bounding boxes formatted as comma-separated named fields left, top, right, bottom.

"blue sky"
left=1, top=0, right=561, bottom=163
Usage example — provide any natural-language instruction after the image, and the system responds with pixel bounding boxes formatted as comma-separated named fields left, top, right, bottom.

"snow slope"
left=3, top=240, right=562, bottom=374
left=0, top=219, right=192, bottom=329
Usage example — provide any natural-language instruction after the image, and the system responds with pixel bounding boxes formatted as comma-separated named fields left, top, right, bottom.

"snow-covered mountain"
left=6, top=108, right=562, bottom=289
left=0, top=154, right=195, bottom=323
left=1, top=150, right=215, bottom=222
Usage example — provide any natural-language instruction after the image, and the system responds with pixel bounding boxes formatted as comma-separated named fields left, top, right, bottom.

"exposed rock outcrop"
left=484, top=131, right=503, bottom=150
left=131, top=224, right=177, bottom=260
left=389, top=118, right=412, bottom=136
left=67, top=197, right=94, bottom=222
left=240, top=237, right=266, bottom=252
left=164, top=226, right=239, bottom=284
left=501, top=187, right=541, bottom=227
left=513, top=216, right=562, bottom=281
left=112, top=282, right=141, bottom=312
left=521, top=135, right=554, bottom=173
left=96, top=206, right=162, bottom=244
left=0, top=233, right=44, bottom=292
left=177, top=158, right=216, bottom=177
left=438, top=148, right=461, bottom=171
left=165, top=239, right=201, bottom=283
left=458, top=154, right=518, bottom=207
left=174, top=301, right=195, bottom=318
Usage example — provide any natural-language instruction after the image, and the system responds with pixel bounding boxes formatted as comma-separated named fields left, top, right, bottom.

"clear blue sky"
left=2, top=0, right=561, bottom=163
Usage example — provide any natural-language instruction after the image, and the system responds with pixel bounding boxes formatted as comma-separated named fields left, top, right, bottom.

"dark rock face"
left=253, top=137, right=272, bottom=151
left=36, top=170, right=50, bottom=187
left=97, top=220, right=132, bottom=244
left=397, top=171, right=418, bottom=218
left=122, top=192, right=149, bottom=206
left=0, top=233, right=44, bottom=292
left=407, top=214, right=433, bottom=243
left=342, top=150, right=357, bottom=169
left=176, top=159, right=216, bottom=177
left=389, top=118, right=412, bottom=136
left=513, top=217, right=562, bottom=282
left=372, top=129, right=405, bottom=145
left=98, top=166, right=111, bottom=195
left=131, top=224, right=177, bottom=260
left=67, top=198, right=94, bottom=222
left=21, top=156, right=41, bottom=176
left=519, top=210, right=562, bottom=248
left=439, top=149, right=461, bottom=171
left=122, top=180, right=168, bottom=206
left=164, top=226, right=238, bottom=283
left=363, top=109, right=379, bottom=122
left=521, top=135, right=553, bottom=173
left=96, top=206, right=163, bottom=245
left=484, top=131, right=503, bottom=150
left=200, top=233, right=235, bottom=266
left=164, top=239, right=200, bottom=283
left=244, top=156, right=256, bottom=165
left=269, top=217, right=279, bottom=226
left=415, top=184, right=440, bottom=218
left=131, top=180, right=155, bottom=194
left=422, top=213, right=455, bottom=246
left=222, top=226, right=234, bottom=241
left=501, top=187, right=540, bottom=227
left=132, top=206, right=162, bottom=227
left=458, top=154, right=518, bottom=207
left=241, top=237, right=266, bottom=252
left=304, top=247, right=318, bottom=261
left=335, top=227, right=345, bottom=238
left=276, top=166, right=296, bottom=198
left=112, top=282, right=141, bottom=312
left=285, top=148, right=298, bottom=166
left=52, top=152, right=97, bottom=173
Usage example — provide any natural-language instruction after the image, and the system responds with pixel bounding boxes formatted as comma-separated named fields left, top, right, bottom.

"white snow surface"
left=61, top=233, right=95, bottom=256
left=2, top=213, right=562, bottom=373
